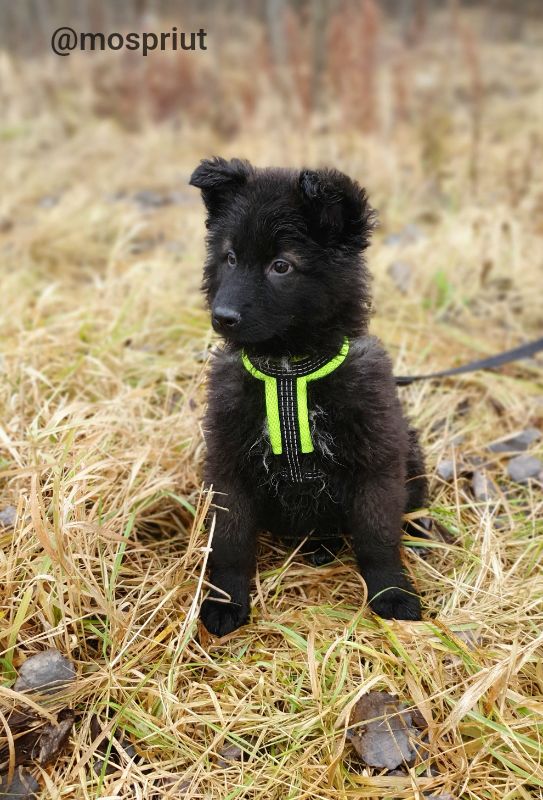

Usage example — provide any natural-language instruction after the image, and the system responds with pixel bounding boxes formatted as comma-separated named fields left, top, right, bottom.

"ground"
left=0, top=8, right=542, bottom=799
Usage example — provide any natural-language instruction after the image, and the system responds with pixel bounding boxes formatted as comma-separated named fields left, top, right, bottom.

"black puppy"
left=190, top=157, right=427, bottom=637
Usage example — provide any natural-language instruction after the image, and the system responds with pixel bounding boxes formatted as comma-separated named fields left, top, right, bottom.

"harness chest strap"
left=241, top=339, right=350, bottom=475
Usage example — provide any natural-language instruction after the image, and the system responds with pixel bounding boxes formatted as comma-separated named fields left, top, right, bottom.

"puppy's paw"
left=369, top=586, right=422, bottom=621
left=302, top=536, right=343, bottom=567
left=200, top=596, right=250, bottom=637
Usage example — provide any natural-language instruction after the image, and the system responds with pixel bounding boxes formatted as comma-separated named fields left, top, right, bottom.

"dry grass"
left=1, top=8, right=543, bottom=799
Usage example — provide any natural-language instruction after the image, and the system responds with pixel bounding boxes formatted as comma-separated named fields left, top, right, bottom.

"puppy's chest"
left=241, top=375, right=344, bottom=489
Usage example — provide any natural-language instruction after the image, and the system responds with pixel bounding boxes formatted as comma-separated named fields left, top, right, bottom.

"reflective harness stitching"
left=242, top=338, right=350, bottom=483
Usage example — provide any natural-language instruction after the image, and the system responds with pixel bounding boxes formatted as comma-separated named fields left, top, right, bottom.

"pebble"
left=507, top=455, right=543, bottom=484
left=384, top=223, right=423, bottom=246
left=14, top=649, right=76, bottom=693
left=133, top=189, right=172, bottom=209
left=436, top=459, right=455, bottom=481
left=387, top=260, right=412, bottom=293
left=0, top=505, right=17, bottom=528
left=471, top=470, right=498, bottom=502
left=488, top=427, right=540, bottom=453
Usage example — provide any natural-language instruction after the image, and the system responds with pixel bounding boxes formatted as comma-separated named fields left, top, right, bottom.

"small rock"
left=384, top=223, right=423, bottom=247
left=424, top=794, right=455, bottom=800
left=128, top=237, right=158, bottom=255
left=488, top=427, right=540, bottom=453
left=0, top=767, right=40, bottom=798
left=465, top=455, right=486, bottom=468
left=37, top=195, right=59, bottom=209
left=133, top=189, right=172, bottom=209
left=14, top=650, right=76, bottom=694
left=168, top=190, right=194, bottom=205
left=387, top=260, right=412, bottom=293
left=215, top=743, right=244, bottom=768
left=507, top=455, right=543, bottom=484
left=104, top=190, right=127, bottom=203
left=347, top=691, right=418, bottom=770
left=471, top=470, right=498, bottom=502
left=163, top=240, right=185, bottom=255
left=0, top=505, right=17, bottom=528
left=0, top=216, right=13, bottom=233
left=436, top=460, right=455, bottom=481
left=453, top=629, right=481, bottom=649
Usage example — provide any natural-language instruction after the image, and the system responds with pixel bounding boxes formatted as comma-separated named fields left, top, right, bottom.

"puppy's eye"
left=269, top=259, right=293, bottom=276
left=227, top=251, right=237, bottom=267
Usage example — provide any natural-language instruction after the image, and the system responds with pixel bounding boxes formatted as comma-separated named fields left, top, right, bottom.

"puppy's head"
left=190, top=157, right=375, bottom=355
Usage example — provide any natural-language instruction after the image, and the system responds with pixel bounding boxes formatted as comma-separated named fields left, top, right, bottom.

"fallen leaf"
left=0, top=767, right=40, bottom=798
left=18, top=709, right=74, bottom=766
left=0, top=709, right=74, bottom=772
left=90, top=716, right=138, bottom=776
left=347, top=691, right=418, bottom=770
left=14, top=650, right=76, bottom=694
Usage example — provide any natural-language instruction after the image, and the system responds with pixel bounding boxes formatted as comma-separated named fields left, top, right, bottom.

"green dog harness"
left=242, top=338, right=349, bottom=483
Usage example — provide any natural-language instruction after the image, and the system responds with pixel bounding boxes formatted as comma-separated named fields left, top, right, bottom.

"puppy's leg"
left=200, top=482, right=257, bottom=637
left=349, top=476, right=421, bottom=620
left=404, top=425, right=431, bottom=540
left=405, top=426, right=428, bottom=512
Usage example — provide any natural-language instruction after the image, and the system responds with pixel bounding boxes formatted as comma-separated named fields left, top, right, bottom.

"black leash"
left=395, top=336, right=543, bottom=386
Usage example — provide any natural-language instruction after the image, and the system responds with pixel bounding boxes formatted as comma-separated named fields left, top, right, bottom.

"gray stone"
left=488, top=427, right=540, bottom=453
left=0, top=505, right=17, bottom=528
left=384, top=223, right=423, bottom=246
left=507, top=455, right=543, bottom=484
left=387, top=260, right=412, bottom=293
left=425, top=794, right=455, bottom=800
left=37, top=194, right=59, bottom=209
left=436, top=460, right=455, bottom=481
left=471, top=470, right=498, bottom=502
left=133, top=189, right=172, bottom=209
left=14, top=649, right=76, bottom=693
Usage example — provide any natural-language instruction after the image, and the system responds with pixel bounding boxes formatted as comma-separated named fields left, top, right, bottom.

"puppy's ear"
left=299, top=168, right=375, bottom=249
left=189, top=157, right=251, bottom=218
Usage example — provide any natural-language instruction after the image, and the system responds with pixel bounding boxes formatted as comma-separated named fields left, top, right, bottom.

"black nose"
left=212, top=306, right=241, bottom=329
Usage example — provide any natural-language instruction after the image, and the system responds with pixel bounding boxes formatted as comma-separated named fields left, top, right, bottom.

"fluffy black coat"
left=189, top=157, right=427, bottom=636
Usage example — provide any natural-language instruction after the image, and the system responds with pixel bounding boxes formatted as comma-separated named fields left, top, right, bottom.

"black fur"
left=190, top=158, right=428, bottom=636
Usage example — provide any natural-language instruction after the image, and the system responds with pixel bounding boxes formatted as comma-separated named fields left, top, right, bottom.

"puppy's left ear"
left=299, top=168, right=375, bottom=249
left=189, top=157, right=252, bottom=219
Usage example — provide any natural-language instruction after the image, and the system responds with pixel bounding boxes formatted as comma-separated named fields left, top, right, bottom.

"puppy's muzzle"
left=212, top=306, right=242, bottom=330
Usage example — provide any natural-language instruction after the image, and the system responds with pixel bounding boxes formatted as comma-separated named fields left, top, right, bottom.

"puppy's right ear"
left=189, top=157, right=251, bottom=218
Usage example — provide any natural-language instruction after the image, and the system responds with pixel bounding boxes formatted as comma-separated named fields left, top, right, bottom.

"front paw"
left=366, top=574, right=422, bottom=620
left=200, top=595, right=250, bottom=637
